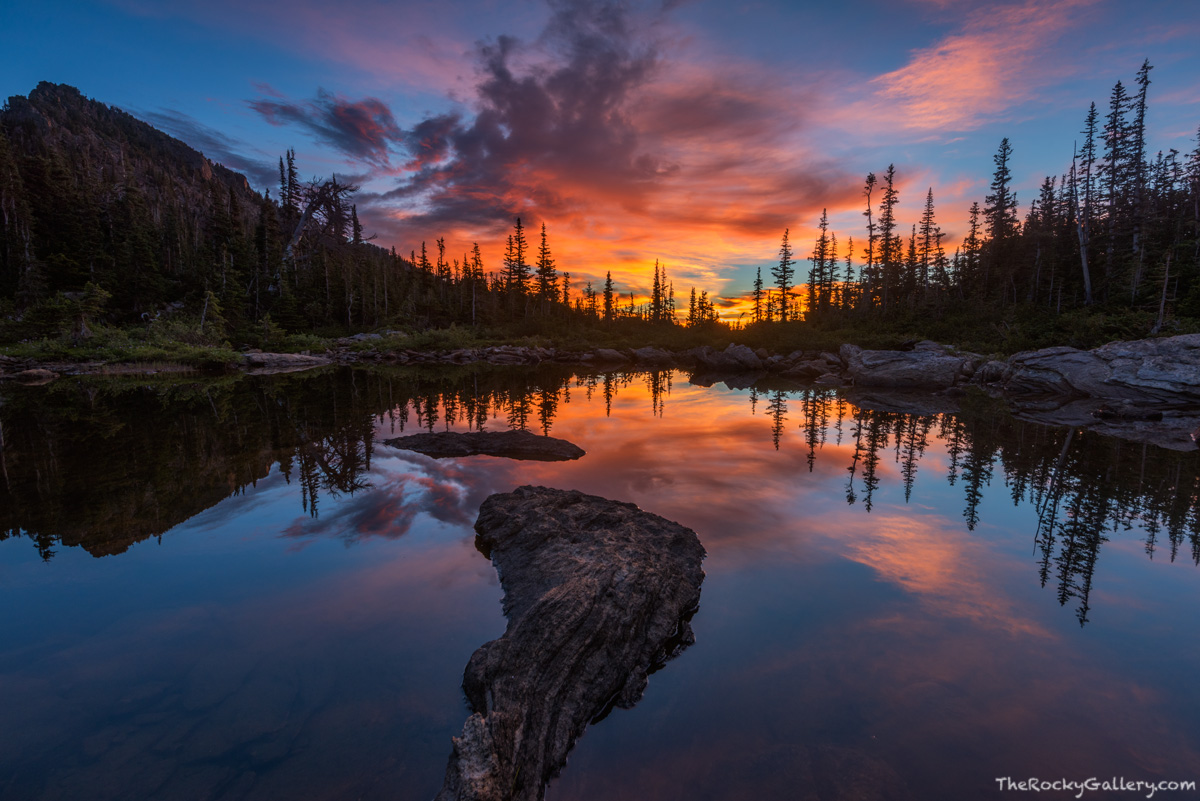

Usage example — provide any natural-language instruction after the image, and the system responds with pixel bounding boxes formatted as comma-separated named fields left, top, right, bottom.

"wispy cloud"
left=860, top=0, right=1098, bottom=132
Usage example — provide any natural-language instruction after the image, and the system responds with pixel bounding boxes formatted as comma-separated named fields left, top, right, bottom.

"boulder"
left=695, top=343, right=762, bottom=371
left=385, top=430, right=585, bottom=461
left=437, top=486, right=705, bottom=801
left=591, top=348, right=628, bottom=364
left=844, top=348, right=968, bottom=389
left=632, top=346, right=675, bottom=367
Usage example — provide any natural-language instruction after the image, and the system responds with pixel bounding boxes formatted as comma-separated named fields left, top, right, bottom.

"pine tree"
left=918, top=188, right=938, bottom=300
left=603, top=271, right=614, bottom=321
left=877, top=165, right=899, bottom=312
left=772, top=228, right=795, bottom=322
left=503, top=217, right=530, bottom=296
left=860, top=172, right=878, bottom=312
left=534, top=222, right=558, bottom=309
left=285, top=148, right=300, bottom=219
left=752, top=266, right=764, bottom=322
left=808, top=209, right=830, bottom=318
left=985, top=138, right=1019, bottom=242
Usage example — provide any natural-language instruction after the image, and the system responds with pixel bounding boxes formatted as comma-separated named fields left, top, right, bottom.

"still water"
left=2, top=366, right=1199, bottom=800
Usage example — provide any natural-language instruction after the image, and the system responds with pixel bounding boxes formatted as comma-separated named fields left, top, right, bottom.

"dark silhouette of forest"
left=0, top=84, right=713, bottom=351
left=3, top=62, right=1198, bottom=354
left=748, top=60, right=1200, bottom=349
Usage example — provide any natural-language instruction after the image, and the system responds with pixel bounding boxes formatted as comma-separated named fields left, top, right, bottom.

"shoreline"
left=5, top=334, right=1200, bottom=451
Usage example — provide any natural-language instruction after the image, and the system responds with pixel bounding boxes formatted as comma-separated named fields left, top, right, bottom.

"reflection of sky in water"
left=2, top=371, right=1200, bottom=800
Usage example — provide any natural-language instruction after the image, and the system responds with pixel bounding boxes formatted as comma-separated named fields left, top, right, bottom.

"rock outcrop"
left=842, top=341, right=979, bottom=390
left=438, top=486, right=706, bottom=801
left=385, top=430, right=586, bottom=462
left=996, top=334, right=1200, bottom=403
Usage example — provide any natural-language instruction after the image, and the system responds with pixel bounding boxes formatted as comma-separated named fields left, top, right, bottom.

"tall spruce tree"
left=773, top=228, right=795, bottom=322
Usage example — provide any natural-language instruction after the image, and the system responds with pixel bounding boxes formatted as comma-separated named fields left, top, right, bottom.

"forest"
left=1, top=64, right=1198, bottom=359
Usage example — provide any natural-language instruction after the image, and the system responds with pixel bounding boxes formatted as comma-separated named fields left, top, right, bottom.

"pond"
left=2, top=366, right=1199, bottom=800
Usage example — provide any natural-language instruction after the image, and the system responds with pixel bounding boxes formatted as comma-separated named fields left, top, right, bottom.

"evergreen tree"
left=808, top=209, right=830, bottom=317
left=877, top=165, right=899, bottom=312
left=603, top=271, right=614, bottom=321
left=860, top=172, right=878, bottom=312
left=534, top=222, right=558, bottom=310
left=752, top=266, right=764, bottom=322
left=772, top=228, right=795, bottom=322
left=985, top=138, right=1019, bottom=242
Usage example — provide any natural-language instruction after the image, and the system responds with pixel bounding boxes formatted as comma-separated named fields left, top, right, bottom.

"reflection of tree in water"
left=767, top=391, right=787, bottom=451
left=646, top=370, right=671, bottom=418
left=789, top=388, right=1200, bottom=625
left=0, top=362, right=678, bottom=561
left=8, top=367, right=1198, bottom=627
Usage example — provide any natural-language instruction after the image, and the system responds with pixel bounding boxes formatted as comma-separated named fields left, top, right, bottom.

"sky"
left=3, top=0, right=1200, bottom=315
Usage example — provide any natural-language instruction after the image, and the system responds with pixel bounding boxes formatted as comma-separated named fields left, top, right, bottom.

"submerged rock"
left=437, top=486, right=705, bottom=801
left=384, top=430, right=585, bottom=461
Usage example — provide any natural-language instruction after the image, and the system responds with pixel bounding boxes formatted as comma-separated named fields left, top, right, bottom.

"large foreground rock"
left=999, top=334, right=1200, bottom=403
left=437, top=486, right=706, bottom=801
left=384, top=430, right=585, bottom=461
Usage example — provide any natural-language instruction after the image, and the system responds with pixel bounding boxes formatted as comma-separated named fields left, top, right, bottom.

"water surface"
left=2, top=366, right=1198, bottom=800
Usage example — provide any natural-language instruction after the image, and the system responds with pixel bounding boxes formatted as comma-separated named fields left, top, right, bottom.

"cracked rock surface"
left=437, top=485, right=705, bottom=801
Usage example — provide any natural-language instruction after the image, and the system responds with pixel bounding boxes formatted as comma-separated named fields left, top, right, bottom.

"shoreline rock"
left=384, top=430, right=586, bottom=461
left=437, top=486, right=705, bottom=801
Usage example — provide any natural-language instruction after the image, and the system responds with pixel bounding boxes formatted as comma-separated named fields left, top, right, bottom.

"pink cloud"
left=856, top=0, right=1099, bottom=132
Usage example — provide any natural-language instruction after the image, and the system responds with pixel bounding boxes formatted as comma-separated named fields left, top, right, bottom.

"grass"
left=0, top=326, right=241, bottom=369
left=5, top=303, right=1195, bottom=369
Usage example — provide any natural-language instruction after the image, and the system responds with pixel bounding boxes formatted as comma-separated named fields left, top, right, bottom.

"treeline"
left=0, top=83, right=724, bottom=346
left=754, top=61, right=1200, bottom=334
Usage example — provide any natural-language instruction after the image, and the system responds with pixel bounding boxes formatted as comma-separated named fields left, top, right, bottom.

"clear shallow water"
left=2, top=367, right=1199, bottom=800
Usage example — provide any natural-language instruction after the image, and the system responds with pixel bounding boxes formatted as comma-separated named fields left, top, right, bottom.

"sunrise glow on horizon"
left=5, top=0, right=1199, bottom=318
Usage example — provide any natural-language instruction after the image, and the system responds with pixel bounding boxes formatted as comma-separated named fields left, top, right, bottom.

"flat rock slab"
left=10, top=368, right=58, bottom=384
left=437, top=486, right=706, bottom=801
left=1001, top=333, right=1200, bottom=403
left=385, top=430, right=585, bottom=461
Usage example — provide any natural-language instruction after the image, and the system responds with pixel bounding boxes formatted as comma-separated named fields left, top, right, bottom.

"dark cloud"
left=372, top=0, right=666, bottom=228
left=138, top=108, right=277, bottom=189
left=244, top=0, right=858, bottom=272
left=248, top=89, right=405, bottom=165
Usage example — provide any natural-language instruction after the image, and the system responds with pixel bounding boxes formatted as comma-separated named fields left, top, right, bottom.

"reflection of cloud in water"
left=280, top=452, right=516, bottom=543
left=831, top=510, right=1051, bottom=638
